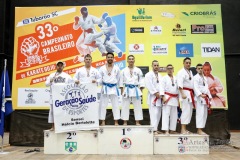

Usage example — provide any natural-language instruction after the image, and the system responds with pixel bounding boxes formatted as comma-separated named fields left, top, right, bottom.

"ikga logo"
left=201, top=43, right=221, bottom=57
left=65, top=142, right=77, bottom=153
left=54, top=84, right=97, bottom=115
left=120, top=138, right=132, bottom=149
left=152, top=44, right=168, bottom=55
left=172, top=24, right=186, bottom=36
left=132, top=8, right=152, bottom=21
left=129, top=44, right=144, bottom=54
left=176, top=43, right=194, bottom=57
left=191, top=24, right=216, bottom=34
left=182, top=10, right=216, bottom=18
left=150, top=26, right=162, bottom=34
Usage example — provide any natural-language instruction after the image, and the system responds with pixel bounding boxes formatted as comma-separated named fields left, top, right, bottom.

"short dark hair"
left=166, top=64, right=173, bottom=68
left=127, top=55, right=135, bottom=60
left=196, top=63, right=202, bottom=68
left=183, top=57, right=191, bottom=62
left=84, top=54, right=92, bottom=59
left=106, top=52, right=114, bottom=57
left=152, top=60, right=158, bottom=65
left=81, top=7, right=87, bottom=13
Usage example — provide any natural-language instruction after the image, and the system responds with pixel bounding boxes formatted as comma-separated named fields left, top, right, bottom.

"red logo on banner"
left=17, top=22, right=81, bottom=71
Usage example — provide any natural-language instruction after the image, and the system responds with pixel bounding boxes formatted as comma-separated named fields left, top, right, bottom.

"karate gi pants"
left=161, top=105, right=178, bottom=131
left=180, top=99, right=193, bottom=124
left=121, top=97, right=143, bottom=121
left=149, top=104, right=162, bottom=131
left=196, top=101, right=208, bottom=128
left=99, top=94, right=120, bottom=120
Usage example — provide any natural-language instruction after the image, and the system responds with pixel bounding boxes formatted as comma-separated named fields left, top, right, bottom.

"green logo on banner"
left=132, top=8, right=152, bottom=21
left=65, top=142, right=77, bottom=153
left=182, top=12, right=189, bottom=16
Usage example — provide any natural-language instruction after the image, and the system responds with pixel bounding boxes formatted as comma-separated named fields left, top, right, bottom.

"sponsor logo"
left=65, top=142, right=77, bottom=153
left=54, top=84, right=97, bottom=115
left=191, top=24, right=216, bottom=34
left=201, top=43, right=221, bottom=57
left=161, top=12, right=175, bottom=18
left=172, top=24, right=186, bottom=36
left=130, top=27, right=144, bottom=33
left=152, top=44, right=168, bottom=55
left=120, top=138, right=132, bottom=149
left=150, top=26, right=162, bottom=34
left=129, top=44, right=144, bottom=54
left=22, top=11, right=58, bottom=24
left=132, top=8, right=152, bottom=21
left=182, top=10, right=216, bottom=18
left=178, top=145, right=186, bottom=153
left=176, top=43, right=194, bottom=57
left=25, top=92, right=36, bottom=104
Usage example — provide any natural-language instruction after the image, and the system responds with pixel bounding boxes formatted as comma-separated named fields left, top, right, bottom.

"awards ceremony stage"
left=0, top=132, right=239, bottom=159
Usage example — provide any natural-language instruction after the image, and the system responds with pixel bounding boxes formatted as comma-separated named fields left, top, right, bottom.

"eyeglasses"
left=167, top=68, right=173, bottom=70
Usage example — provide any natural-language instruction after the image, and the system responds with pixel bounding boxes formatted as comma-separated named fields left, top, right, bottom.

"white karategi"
left=194, top=74, right=212, bottom=128
left=45, top=72, right=73, bottom=123
left=99, top=65, right=120, bottom=120
left=205, top=76, right=225, bottom=107
left=73, top=15, right=105, bottom=55
left=145, top=71, right=164, bottom=131
left=177, top=68, right=194, bottom=125
left=73, top=66, right=101, bottom=84
left=119, top=67, right=144, bottom=121
left=161, top=75, right=179, bottom=131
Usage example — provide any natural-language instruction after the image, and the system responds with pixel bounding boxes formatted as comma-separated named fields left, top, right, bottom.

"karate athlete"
left=73, top=7, right=108, bottom=62
left=99, top=16, right=123, bottom=58
left=145, top=60, right=164, bottom=135
left=73, top=54, right=101, bottom=84
left=119, top=55, right=144, bottom=125
left=99, top=52, right=121, bottom=126
left=177, top=57, right=195, bottom=134
left=161, top=64, right=179, bottom=135
left=45, top=61, right=73, bottom=131
left=194, top=64, right=212, bottom=135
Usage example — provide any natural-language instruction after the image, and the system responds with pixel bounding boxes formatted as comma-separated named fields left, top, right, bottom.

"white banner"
left=52, top=83, right=99, bottom=133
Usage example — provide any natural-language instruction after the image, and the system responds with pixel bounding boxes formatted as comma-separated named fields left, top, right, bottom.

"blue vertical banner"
left=0, top=67, right=13, bottom=137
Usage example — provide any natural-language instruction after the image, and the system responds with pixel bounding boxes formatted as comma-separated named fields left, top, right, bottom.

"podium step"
left=98, top=125, right=153, bottom=154
left=44, top=130, right=98, bottom=154
left=44, top=126, right=209, bottom=155
left=154, top=134, right=209, bottom=154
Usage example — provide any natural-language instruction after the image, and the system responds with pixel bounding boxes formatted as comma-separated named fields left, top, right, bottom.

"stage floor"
left=0, top=132, right=239, bottom=160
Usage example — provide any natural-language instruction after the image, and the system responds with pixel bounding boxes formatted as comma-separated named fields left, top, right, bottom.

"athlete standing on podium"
left=145, top=60, right=165, bottom=135
left=73, top=54, right=101, bottom=84
left=177, top=57, right=194, bottom=134
left=161, top=64, right=179, bottom=135
left=99, top=52, right=121, bottom=126
left=119, top=55, right=144, bottom=125
left=194, top=63, right=212, bottom=135
left=45, top=61, right=73, bottom=131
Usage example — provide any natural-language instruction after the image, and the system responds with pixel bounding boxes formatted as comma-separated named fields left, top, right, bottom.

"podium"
left=154, top=134, right=209, bottom=154
left=98, top=126, right=153, bottom=154
left=44, top=126, right=209, bottom=155
left=44, top=130, right=98, bottom=154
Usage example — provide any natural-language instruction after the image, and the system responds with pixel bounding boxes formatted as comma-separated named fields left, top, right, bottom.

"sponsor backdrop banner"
left=13, top=5, right=227, bottom=109
left=52, top=83, right=99, bottom=133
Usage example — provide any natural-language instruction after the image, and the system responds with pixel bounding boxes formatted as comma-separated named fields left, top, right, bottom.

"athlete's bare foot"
left=114, top=120, right=119, bottom=126
left=100, top=120, right=105, bottom=126
left=136, top=121, right=141, bottom=126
